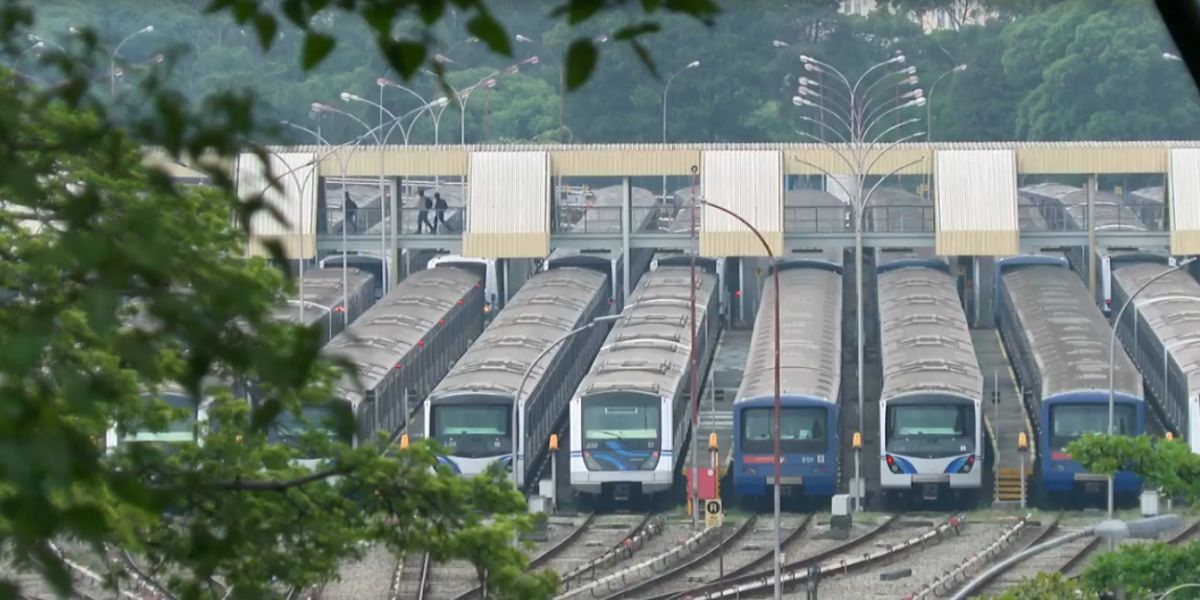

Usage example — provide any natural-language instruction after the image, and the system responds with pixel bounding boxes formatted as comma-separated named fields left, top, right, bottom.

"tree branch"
left=197, top=464, right=355, bottom=492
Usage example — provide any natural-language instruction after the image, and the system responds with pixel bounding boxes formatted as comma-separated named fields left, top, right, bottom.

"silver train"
left=1127, top=186, right=1166, bottom=229
left=269, top=267, right=376, bottom=347
left=423, top=265, right=612, bottom=485
left=995, top=254, right=1145, bottom=497
left=1020, top=183, right=1149, bottom=311
left=283, top=265, right=485, bottom=462
left=544, top=184, right=658, bottom=311
left=424, top=184, right=657, bottom=484
left=1111, top=259, right=1200, bottom=445
left=875, top=249, right=984, bottom=504
left=569, top=254, right=723, bottom=501
left=732, top=252, right=844, bottom=499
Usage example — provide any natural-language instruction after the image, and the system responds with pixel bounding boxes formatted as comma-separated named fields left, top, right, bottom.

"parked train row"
left=108, top=179, right=1199, bottom=512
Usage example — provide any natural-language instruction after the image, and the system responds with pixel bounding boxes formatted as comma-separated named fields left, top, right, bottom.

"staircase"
left=995, top=467, right=1026, bottom=503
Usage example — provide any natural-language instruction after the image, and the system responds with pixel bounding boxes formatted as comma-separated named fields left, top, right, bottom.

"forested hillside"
left=23, top=0, right=1199, bottom=144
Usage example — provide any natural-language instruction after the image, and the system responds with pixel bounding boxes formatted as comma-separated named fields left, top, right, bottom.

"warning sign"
left=704, top=499, right=723, bottom=529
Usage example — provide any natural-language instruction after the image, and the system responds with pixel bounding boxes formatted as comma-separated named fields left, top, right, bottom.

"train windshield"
left=121, top=392, right=198, bottom=443
left=267, top=403, right=348, bottom=460
left=431, top=405, right=512, bottom=459
left=582, top=400, right=659, bottom=441
left=1050, top=404, right=1136, bottom=450
left=886, top=404, right=975, bottom=458
left=739, top=407, right=827, bottom=454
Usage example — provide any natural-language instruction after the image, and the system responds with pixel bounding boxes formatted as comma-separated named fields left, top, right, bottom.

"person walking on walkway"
left=344, top=191, right=358, bottom=233
left=416, top=188, right=434, bottom=234
left=434, top=192, right=452, bottom=233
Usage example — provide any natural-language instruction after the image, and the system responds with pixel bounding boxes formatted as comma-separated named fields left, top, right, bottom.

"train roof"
left=785, top=189, right=847, bottom=232
left=326, top=266, right=480, bottom=402
left=1112, top=264, right=1200, bottom=393
left=869, top=187, right=933, bottom=233
left=1018, top=194, right=1048, bottom=231
left=737, top=261, right=842, bottom=403
left=877, top=261, right=983, bottom=403
left=548, top=185, right=657, bottom=263
left=1129, top=186, right=1164, bottom=204
left=1001, top=263, right=1141, bottom=399
left=575, top=265, right=718, bottom=399
left=269, top=268, right=374, bottom=327
left=1019, top=183, right=1145, bottom=232
left=428, top=267, right=609, bottom=401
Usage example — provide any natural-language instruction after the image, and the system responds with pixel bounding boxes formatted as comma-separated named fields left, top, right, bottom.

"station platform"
left=698, top=327, right=752, bottom=475
left=971, top=328, right=1033, bottom=506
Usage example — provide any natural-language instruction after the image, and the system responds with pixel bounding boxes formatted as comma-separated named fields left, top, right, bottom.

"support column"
left=390, top=177, right=400, bottom=287
left=1087, top=174, right=1097, bottom=297
left=622, top=176, right=632, bottom=306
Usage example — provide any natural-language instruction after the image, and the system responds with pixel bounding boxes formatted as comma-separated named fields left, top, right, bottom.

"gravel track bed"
left=537, top=515, right=647, bottom=580
left=810, top=521, right=1007, bottom=599
left=322, top=544, right=400, bottom=600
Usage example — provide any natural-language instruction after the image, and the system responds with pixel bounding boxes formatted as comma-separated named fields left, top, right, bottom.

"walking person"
left=344, top=191, right=358, bottom=233
left=434, top=192, right=452, bottom=233
left=416, top=188, right=434, bottom=234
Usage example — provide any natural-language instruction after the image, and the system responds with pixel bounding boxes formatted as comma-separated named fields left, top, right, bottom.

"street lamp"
left=927, top=64, right=967, bottom=143
left=315, top=100, right=393, bottom=295
left=515, top=32, right=608, bottom=143
left=697, top=197, right=782, bottom=600
left=510, top=313, right=625, bottom=492
left=1164, top=52, right=1183, bottom=61
left=950, top=514, right=1183, bottom=600
left=13, top=40, right=44, bottom=71
left=661, top=59, right=700, bottom=198
left=1105, top=257, right=1197, bottom=533
left=789, top=54, right=927, bottom=513
left=110, top=24, right=154, bottom=103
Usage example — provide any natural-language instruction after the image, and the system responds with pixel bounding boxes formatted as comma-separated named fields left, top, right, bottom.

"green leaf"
left=613, top=21, right=661, bottom=41
left=563, top=38, right=597, bottom=91
left=250, top=398, right=283, bottom=432
left=630, top=40, right=660, bottom=78
left=382, top=39, right=428, bottom=78
left=418, top=0, right=445, bottom=25
left=466, top=13, right=512, bottom=56
left=567, top=0, right=605, bottom=24
left=301, top=32, right=336, bottom=70
left=640, top=0, right=662, bottom=11
left=252, top=13, right=278, bottom=50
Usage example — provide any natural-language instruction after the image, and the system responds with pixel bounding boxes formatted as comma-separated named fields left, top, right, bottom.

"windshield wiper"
left=590, top=430, right=625, bottom=440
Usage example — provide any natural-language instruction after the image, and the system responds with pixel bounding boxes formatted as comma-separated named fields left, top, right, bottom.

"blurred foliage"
left=993, top=543, right=1200, bottom=599
left=1068, top=434, right=1200, bottom=502
left=0, top=0, right=728, bottom=597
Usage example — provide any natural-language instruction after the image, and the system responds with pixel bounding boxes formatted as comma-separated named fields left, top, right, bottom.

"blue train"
left=995, top=255, right=1145, bottom=498
left=732, top=254, right=843, bottom=499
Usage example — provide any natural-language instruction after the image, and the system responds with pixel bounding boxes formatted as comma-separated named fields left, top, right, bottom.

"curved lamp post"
left=515, top=32, right=608, bottom=142
left=1105, top=257, right=1197, bottom=533
left=697, top=196, right=783, bottom=600
left=660, top=60, right=700, bottom=199
left=110, top=25, right=153, bottom=103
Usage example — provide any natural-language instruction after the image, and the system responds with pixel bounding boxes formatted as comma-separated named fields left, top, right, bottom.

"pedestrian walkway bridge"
left=221, top=142, right=1200, bottom=274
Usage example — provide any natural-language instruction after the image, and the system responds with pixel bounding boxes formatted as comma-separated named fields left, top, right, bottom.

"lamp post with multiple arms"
left=695, top=197, right=782, bottom=600
left=110, top=25, right=154, bottom=103
left=787, top=53, right=927, bottom=512
left=515, top=32, right=608, bottom=142
left=1105, top=256, right=1197, bottom=538
left=661, top=60, right=700, bottom=199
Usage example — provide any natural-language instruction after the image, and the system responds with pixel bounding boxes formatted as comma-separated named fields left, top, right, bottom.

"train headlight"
left=1053, top=463, right=1066, bottom=472
left=885, top=454, right=902, bottom=474
left=583, top=451, right=603, bottom=470
left=640, top=450, right=660, bottom=470
left=958, top=454, right=976, bottom=474
left=743, top=466, right=758, bottom=476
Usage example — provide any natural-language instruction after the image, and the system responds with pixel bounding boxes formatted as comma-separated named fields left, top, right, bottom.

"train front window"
left=886, top=404, right=975, bottom=458
left=268, top=404, right=348, bottom=460
left=740, top=407, right=827, bottom=454
left=431, top=405, right=511, bottom=459
left=1051, top=404, right=1135, bottom=450
left=582, top=400, right=659, bottom=445
left=121, top=393, right=197, bottom=444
